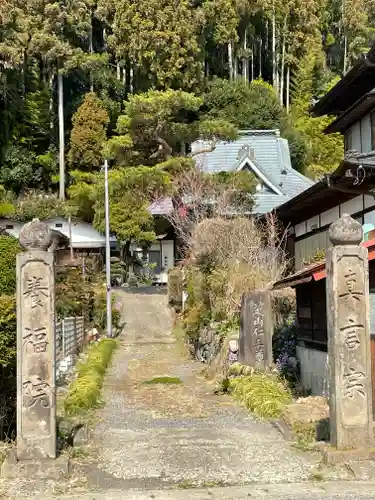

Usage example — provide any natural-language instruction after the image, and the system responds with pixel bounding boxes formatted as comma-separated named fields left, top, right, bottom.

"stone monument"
left=326, top=213, right=373, bottom=451
left=239, top=290, right=273, bottom=369
left=16, top=219, right=56, bottom=460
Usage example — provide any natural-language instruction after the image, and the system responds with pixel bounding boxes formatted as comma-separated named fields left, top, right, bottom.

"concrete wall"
left=296, top=345, right=329, bottom=397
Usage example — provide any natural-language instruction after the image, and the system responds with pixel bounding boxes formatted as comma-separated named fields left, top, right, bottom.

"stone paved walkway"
left=0, top=288, right=362, bottom=499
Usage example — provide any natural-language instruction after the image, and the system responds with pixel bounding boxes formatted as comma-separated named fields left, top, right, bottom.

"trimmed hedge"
left=64, top=338, right=117, bottom=416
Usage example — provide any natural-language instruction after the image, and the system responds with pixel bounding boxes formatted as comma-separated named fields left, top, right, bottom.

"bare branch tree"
left=164, top=167, right=252, bottom=257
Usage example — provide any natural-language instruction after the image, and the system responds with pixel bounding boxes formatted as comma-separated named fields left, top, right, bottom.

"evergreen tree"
left=105, top=89, right=237, bottom=166
left=68, top=92, right=109, bottom=170
left=290, top=51, right=343, bottom=178
left=110, top=0, right=203, bottom=91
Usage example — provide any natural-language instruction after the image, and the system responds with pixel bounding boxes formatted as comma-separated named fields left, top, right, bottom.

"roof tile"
left=192, top=130, right=314, bottom=214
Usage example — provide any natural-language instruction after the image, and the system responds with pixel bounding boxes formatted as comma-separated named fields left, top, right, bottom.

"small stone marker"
left=17, top=219, right=56, bottom=460
left=326, top=213, right=373, bottom=450
left=239, top=290, right=273, bottom=368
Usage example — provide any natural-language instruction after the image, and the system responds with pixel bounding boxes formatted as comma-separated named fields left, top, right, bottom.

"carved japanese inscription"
left=251, top=299, right=265, bottom=364
left=24, top=276, right=48, bottom=309
left=17, top=235, right=56, bottom=460
left=23, top=327, right=49, bottom=353
left=22, top=376, right=51, bottom=409
left=239, top=291, right=273, bottom=368
left=337, top=258, right=369, bottom=427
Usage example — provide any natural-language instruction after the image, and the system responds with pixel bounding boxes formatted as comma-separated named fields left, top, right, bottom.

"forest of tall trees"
left=0, top=0, right=373, bottom=210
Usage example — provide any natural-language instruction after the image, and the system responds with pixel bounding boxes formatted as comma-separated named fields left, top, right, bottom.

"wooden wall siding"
left=295, top=230, right=330, bottom=270
left=295, top=211, right=366, bottom=270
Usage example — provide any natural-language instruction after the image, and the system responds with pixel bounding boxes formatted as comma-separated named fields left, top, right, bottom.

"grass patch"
left=64, top=338, right=117, bottom=416
left=143, top=376, right=182, bottom=385
left=309, top=471, right=325, bottom=482
left=291, top=421, right=317, bottom=451
left=177, top=479, right=228, bottom=489
left=229, top=370, right=292, bottom=419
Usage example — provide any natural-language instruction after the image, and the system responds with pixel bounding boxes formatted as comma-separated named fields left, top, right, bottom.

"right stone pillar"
left=326, top=213, right=373, bottom=450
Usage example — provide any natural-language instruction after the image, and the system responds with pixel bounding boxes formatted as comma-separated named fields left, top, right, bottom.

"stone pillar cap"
left=329, top=213, right=363, bottom=246
left=19, top=218, right=53, bottom=251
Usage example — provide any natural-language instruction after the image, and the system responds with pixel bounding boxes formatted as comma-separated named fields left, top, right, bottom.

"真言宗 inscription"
left=326, top=214, right=373, bottom=450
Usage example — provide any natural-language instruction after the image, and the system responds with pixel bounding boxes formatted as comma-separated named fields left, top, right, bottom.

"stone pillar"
left=326, top=213, right=373, bottom=450
left=239, top=290, right=273, bottom=369
left=17, top=219, right=56, bottom=460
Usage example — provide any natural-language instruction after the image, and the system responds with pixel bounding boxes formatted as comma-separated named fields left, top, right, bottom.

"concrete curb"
left=22, top=480, right=375, bottom=499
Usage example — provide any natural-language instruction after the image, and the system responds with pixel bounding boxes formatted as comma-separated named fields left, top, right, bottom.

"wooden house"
left=272, top=45, right=375, bottom=403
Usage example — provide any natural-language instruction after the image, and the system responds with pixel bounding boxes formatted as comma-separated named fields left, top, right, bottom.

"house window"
left=345, top=128, right=353, bottom=151
left=5, top=224, right=13, bottom=229
left=371, top=110, right=375, bottom=151
left=55, top=223, right=63, bottom=228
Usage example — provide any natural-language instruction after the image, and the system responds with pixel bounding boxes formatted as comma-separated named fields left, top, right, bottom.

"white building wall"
left=306, top=215, right=319, bottom=232
left=294, top=195, right=366, bottom=238
left=320, top=206, right=339, bottom=227
left=340, top=195, right=363, bottom=215
left=295, top=221, right=307, bottom=238
left=296, top=346, right=329, bottom=397
left=361, top=113, right=372, bottom=154
left=0, top=217, right=109, bottom=249
left=159, top=240, right=174, bottom=283
left=350, top=121, right=362, bottom=152
left=364, top=195, right=375, bottom=209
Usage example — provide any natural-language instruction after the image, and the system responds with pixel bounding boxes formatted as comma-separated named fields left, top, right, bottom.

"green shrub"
left=92, top=288, right=121, bottom=333
left=185, top=266, right=209, bottom=310
left=64, top=338, right=117, bottom=416
left=182, top=303, right=210, bottom=344
left=168, top=267, right=184, bottom=308
left=56, top=267, right=96, bottom=320
left=0, top=235, right=21, bottom=295
left=0, top=295, right=16, bottom=367
left=143, top=376, right=182, bottom=385
left=229, top=371, right=292, bottom=419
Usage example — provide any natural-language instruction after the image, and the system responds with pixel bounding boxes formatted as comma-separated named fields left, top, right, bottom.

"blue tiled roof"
left=192, top=130, right=314, bottom=214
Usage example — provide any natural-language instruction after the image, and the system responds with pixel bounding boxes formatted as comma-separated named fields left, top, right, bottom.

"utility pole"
left=58, top=70, right=65, bottom=200
left=104, top=159, right=112, bottom=338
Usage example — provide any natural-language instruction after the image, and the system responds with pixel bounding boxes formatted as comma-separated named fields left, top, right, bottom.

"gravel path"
left=1, top=288, right=360, bottom=499
left=86, top=289, right=322, bottom=489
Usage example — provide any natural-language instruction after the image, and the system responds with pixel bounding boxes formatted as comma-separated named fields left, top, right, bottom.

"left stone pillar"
left=17, top=219, right=56, bottom=460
